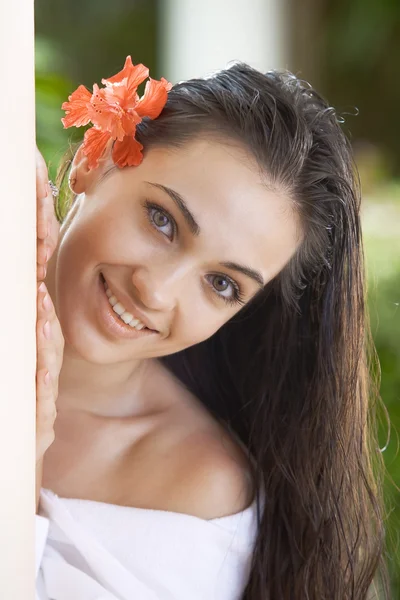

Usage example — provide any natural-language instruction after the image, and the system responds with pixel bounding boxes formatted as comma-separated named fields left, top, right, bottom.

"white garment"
left=36, top=487, right=263, bottom=600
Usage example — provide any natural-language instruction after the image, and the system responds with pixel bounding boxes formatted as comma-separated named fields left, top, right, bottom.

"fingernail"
left=45, top=247, right=50, bottom=262
left=43, top=320, right=52, bottom=339
left=44, top=371, right=51, bottom=386
left=43, top=293, right=52, bottom=312
left=44, top=182, right=50, bottom=197
left=39, top=282, right=46, bottom=293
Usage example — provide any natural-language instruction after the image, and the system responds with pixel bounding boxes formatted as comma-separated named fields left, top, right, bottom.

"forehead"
left=129, top=138, right=302, bottom=283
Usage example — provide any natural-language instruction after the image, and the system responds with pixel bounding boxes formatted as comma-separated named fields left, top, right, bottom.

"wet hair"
left=56, top=63, right=392, bottom=598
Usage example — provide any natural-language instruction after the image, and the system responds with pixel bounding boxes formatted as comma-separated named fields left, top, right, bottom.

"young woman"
left=35, top=59, right=391, bottom=599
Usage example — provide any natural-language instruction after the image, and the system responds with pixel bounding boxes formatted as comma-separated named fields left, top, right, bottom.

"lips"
left=96, top=273, right=159, bottom=341
left=100, top=273, right=159, bottom=333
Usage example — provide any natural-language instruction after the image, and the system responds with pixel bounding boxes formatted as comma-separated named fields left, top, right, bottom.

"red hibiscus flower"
left=61, top=56, right=172, bottom=169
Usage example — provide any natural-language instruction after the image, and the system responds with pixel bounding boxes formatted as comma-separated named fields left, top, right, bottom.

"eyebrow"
left=219, top=261, right=264, bottom=289
left=145, top=181, right=201, bottom=237
left=145, top=181, right=265, bottom=289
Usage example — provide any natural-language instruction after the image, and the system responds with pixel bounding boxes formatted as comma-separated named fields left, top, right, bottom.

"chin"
left=59, top=314, right=112, bottom=364
left=63, top=330, right=108, bottom=364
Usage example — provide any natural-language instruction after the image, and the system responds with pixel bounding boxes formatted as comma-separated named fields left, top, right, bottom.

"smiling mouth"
left=99, top=273, right=158, bottom=333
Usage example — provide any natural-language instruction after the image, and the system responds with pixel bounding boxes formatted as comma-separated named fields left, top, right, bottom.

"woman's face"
left=51, top=138, right=301, bottom=364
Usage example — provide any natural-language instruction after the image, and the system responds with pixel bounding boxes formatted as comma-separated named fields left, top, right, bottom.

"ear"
left=69, top=143, right=111, bottom=195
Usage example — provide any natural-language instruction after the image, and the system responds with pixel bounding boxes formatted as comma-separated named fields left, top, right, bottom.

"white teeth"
left=113, top=302, right=125, bottom=316
left=120, top=312, right=133, bottom=324
left=103, top=279, right=148, bottom=330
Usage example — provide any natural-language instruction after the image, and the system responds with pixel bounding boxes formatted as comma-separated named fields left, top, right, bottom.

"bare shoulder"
left=116, top=361, right=255, bottom=519
left=167, top=428, right=255, bottom=520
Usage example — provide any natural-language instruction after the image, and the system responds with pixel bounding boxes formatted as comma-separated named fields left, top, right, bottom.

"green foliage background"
left=363, top=190, right=400, bottom=595
left=35, top=0, right=399, bottom=594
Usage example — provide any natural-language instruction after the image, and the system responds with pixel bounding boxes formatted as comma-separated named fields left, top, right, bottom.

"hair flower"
left=61, top=56, right=172, bottom=170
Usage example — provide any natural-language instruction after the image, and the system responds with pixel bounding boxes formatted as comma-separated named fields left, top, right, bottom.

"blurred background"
left=35, top=0, right=399, bottom=594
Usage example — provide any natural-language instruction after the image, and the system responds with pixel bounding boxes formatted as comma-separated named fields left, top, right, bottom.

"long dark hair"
left=56, top=63, right=391, bottom=599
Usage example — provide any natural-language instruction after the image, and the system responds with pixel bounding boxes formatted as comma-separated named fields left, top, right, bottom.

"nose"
left=130, top=260, right=192, bottom=313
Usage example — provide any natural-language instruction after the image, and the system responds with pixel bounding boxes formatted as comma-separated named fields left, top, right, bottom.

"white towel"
left=36, top=487, right=263, bottom=599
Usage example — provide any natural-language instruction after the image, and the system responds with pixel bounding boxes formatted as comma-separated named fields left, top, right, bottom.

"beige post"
left=0, top=0, right=36, bottom=597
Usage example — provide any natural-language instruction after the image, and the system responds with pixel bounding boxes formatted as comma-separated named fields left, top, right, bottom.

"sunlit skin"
left=45, top=138, right=302, bottom=423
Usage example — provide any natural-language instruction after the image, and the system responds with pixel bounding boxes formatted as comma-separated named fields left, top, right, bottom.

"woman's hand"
left=36, top=281, right=64, bottom=510
left=36, top=281, right=64, bottom=464
left=35, top=146, right=64, bottom=508
left=36, top=145, right=60, bottom=282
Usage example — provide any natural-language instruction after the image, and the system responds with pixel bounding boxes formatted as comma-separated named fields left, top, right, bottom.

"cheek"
left=172, top=299, right=230, bottom=349
left=95, top=207, right=165, bottom=265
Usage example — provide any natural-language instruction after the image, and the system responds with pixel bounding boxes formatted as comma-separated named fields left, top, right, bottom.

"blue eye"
left=144, top=200, right=176, bottom=240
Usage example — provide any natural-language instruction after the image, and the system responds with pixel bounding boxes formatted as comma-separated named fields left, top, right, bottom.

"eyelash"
left=142, top=199, right=246, bottom=307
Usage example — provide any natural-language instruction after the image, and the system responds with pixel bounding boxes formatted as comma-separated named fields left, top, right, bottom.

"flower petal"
left=121, top=110, right=142, bottom=136
left=112, top=135, right=144, bottom=168
left=82, top=128, right=112, bottom=170
left=88, top=84, right=141, bottom=141
left=61, top=85, right=92, bottom=128
left=102, top=56, right=149, bottom=93
left=135, top=77, right=172, bottom=119
left=104, top=84, right=140, bottom=112
left=88, top=84, right=121, bottom=139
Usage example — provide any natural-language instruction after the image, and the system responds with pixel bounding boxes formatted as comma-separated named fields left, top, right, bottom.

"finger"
left=37, top=283, right=53, bottom=331
left=37, top=196, right=60, bottom=263
left=35, top=146, right=58, bottom=244
left=36, top=146, right=49, bottom=201
left=36, top=315, right=60, bottom=402
left=37, top=232, right=57, bottom=262
left=37, top=186, right=54, bottom=241
left=36, top=367, right=56, bottom=459
left=48, top=210, right=60, bottom=256
left=37, top=212, right=48, bottom=241
left=37, top=282, right=55, bottom=321
left=37, top=186, right=51, bottom=243
left=36, top=314, right=57, bottom=369
left=37, top=239, right=51, bottom=266
left=36, top=368, right=57, bottom=425
left=37, top=263, right=47, bottom=283
left=36, top=328, right=59, bottom=416
left=37, top=283, right=64, bottom=359
left=36, top=284, right=63, bottom=428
